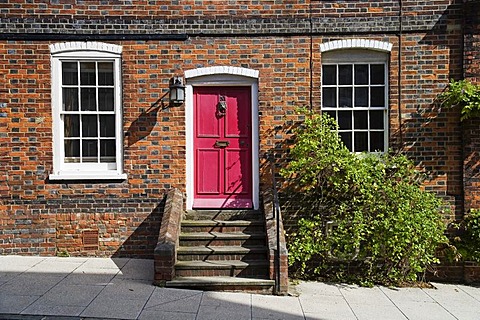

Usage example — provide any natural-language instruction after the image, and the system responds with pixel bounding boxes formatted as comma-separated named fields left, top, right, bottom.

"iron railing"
left=267, top=153, right=282, bottom=295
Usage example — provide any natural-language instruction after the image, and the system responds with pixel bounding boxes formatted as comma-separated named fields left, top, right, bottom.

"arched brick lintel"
left=320, top=39, right=393, bottom=53
left=185, top=66, right=259, bottom=79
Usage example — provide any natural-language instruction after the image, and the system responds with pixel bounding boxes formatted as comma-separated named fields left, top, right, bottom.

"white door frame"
left=184, top=66, right=260, bottom=210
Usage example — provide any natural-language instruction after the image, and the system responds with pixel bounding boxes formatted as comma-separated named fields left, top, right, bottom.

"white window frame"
left=321, top=49, right=389, bottom=153
left=49, top=42, right=126, bottom=180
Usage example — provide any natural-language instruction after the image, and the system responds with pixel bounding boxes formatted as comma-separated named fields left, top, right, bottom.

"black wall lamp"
left=169, top=76, right=185, bottom=106
left=150, top=76, right=186, bottom=110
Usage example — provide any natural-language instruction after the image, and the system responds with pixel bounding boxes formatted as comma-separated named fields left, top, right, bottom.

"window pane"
left=322, top=65, right=336, bottom=85
left=62, top=88, right=78, bottom=111
left=62, top=62, right=78, bottom=85
left=82, top=140, right=98, bottom=162
left=80, top=62, right=96, bottom=85
left=371, top=87, right=385, bottom=107
left=371, top=64, right=385, bottom=84
left=339, top=132, right=352, bottom=151
left=322, top=88, right=336, bottom=108
left=370, top=110, right=385, bottom=129
left=82, top=115, right=98, bottom=137
left=338, top=65, right=352, bottom=85
left=354, top=111, right=368, bottom=129
left=64, top=139, right=80, bottom=162
left=100, top=140, right=116, bottom=162
left=354, top=87, right=368, bottom=107
left=339, top=87, right=352, bottom=107
left=324, top=111, right=336, bottom=120
left=100, top=115, right=115, bottom=137
left=370, top=132, right=385, bottom=152
left=98, top=88, right=114, bottom=111
left=354, top=132, right=368, bottom=152
left=64, top=115, right=80, bottom=137
left=98, top=62, right=114, bottom=85
left=354, top=64, right=368, bottom=85
left=338, top=111, right=352, bottom=130
left=81, top=88, right=97, bottom=111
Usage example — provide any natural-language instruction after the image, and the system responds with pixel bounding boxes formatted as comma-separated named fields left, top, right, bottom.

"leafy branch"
left=438, top=79, right=480, bottom=121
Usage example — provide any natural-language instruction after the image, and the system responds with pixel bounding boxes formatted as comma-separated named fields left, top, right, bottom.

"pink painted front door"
left=193, top=86, right=252, bottom=209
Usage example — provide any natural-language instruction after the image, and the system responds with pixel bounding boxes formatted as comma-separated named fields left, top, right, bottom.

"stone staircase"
left=165, top=210, right=275, bottom=293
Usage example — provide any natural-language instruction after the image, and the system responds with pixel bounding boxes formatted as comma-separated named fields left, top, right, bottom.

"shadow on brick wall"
left=112, top=197, right=166, bottom=259
left=126, top=104, right=161, bottom=147
left=419, top=2, right=464, bottom=80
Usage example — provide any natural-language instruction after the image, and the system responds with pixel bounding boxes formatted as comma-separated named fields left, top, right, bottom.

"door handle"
left=214, top=140, right=230, bottom=148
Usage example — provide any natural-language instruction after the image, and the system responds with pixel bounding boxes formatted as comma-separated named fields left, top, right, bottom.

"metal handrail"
left=268, top=153, right=282, bottom=295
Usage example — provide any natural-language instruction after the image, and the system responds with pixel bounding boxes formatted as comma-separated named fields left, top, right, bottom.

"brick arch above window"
left=49, top=42, right=122, bottom=55
left=185, top=66, right=259, bottom=79
left=320, top=39, right=393, bottom=53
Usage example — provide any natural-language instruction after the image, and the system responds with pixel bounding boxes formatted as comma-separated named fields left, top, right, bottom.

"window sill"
left=49, top=172, right=128, bottom=181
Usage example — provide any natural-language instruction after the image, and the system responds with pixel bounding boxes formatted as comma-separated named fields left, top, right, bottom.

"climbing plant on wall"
left=439, top=79, right=480, bottom=121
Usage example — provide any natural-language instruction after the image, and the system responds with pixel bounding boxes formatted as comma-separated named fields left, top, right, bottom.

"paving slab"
left=27, top=260, right=84, bottom=274
left=142, top=287, right=203, bottom=314
left=0, top=294, right=40, bottom=314
left=456, top=284, right=480, bottom=302
left=71, top=266, right=120, bottom=276
left=252, top=294, right=304, bottom=320
left=26, top=284, right=104, bottom=308
left=296, top=281, right=343, bottom=297
left=426, top=282, right=479, bottom=302
left=0, top=256, right=45, bottom=273
left=387, top=300, right=457, bottom=320
left=115, top=258, right=154, bottom=281
left=379, top=286, right=436, bottom=303
left=422, top=283, right=480, bottom=320
left=1, top=274, right=64, bottom=296
left=21, top=304, right=85, bottom=317
left=61, top=272, right=116, bottom=286
left=80, top=294, right=147, bottom=319
left=196, top=304, right=251, bottom=320
left=96, top=279, right=155, bottom=301
left=200, top=291, right=251, bottom=307
left=138, top=309, right=197, bottom=320
left=80, top=257, right=129, bottom=270
left=339, top=285, right=393, bottom=306
left=196, top=291, right=252, bottom=320
left=299, top=294, right=357, bottom=320
left=348, top=303, right=407, bottom=320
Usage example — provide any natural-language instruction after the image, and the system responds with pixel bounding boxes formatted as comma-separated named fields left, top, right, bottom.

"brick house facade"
left=0, top=0, right=478, bottom=257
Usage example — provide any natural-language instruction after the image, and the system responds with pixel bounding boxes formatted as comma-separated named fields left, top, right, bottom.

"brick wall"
left=0, top=0, right=468, bottom=255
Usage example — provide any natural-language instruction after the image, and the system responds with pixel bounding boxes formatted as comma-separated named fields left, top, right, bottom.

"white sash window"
left=322, top=49, right=389, bottom=153
left=49, top=42, right=126, bottom=180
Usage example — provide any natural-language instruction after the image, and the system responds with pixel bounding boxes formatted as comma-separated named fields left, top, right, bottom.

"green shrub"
left=281, top=111, right=448, bottom=286
left=452, top=209, right=480, bottom=262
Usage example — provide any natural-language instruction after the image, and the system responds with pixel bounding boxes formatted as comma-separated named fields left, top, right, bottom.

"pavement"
left=1, top=256, right=480, bottom=320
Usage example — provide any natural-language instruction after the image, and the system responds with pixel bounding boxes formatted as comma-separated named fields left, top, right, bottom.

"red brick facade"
left=0, top=0, right=477, bottom=256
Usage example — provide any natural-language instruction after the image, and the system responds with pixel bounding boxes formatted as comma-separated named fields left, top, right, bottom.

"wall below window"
left=0, top=197, right=165, bottom=257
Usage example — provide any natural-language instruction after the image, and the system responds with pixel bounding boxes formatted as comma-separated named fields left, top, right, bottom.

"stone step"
left=165, top=276, right=275, bottom=294
left=185, top=210, right=262, bottom=221
left=175, top=260, right=269, bottom=277
left=181, top=219, right=264, bottom=233
left=179, top=232, right=266, bottom=247
left=177, top=245, right=268, bottom=261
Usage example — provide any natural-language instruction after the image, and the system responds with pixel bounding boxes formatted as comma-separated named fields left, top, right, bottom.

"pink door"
left=193, top=86, right=252, bottom=209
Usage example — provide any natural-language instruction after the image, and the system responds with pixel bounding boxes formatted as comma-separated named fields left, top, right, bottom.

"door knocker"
left=217, top=95, right=227, bottom=117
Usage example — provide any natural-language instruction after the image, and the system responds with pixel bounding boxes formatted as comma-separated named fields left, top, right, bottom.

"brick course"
left=0, top=0, right=474, bottom=256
